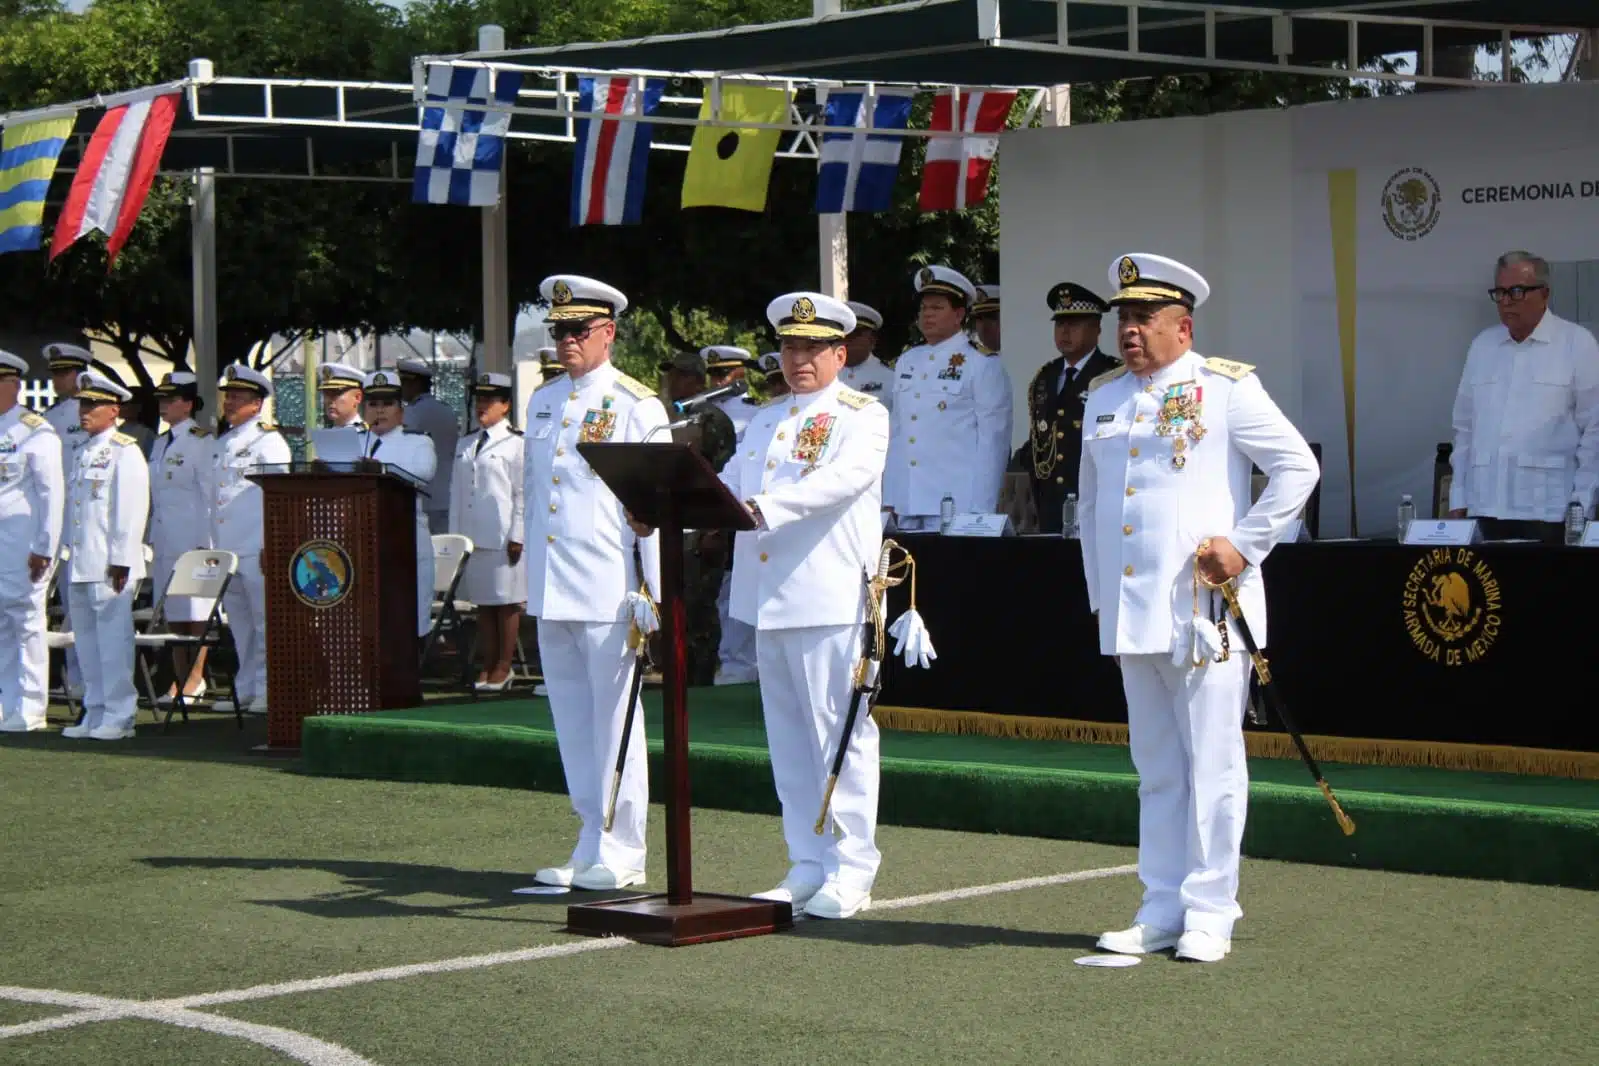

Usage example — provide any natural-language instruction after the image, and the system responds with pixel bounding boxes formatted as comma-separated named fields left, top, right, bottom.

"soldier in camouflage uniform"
left=658, top=351, right=738, bottom=685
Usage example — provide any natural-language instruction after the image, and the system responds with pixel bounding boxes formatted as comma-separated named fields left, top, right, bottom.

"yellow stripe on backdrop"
left=681, top=84, right=789, bottom=212
left=1327, top=168, right=1359, bottom=534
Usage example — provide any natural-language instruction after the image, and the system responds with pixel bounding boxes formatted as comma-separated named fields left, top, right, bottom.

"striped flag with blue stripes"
left=814, top=87, right=914, bottom=215
left=0, top=114, right=75, bottom=254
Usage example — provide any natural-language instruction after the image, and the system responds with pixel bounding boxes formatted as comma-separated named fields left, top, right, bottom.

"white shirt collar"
left=570, top=360, right=619, bottom=392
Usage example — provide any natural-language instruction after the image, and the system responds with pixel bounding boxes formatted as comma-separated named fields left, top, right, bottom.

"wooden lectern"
left=567, top=440, right=788, bottom=947
left=250, top=465, right=423, bottom=751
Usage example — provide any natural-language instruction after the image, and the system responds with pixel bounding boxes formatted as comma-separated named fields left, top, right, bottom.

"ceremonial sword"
left=816, top=543, right=896, bottom=835
left=1200, top=570, right=1356, bottom=837
left=604, top=601, right=653, bottom=834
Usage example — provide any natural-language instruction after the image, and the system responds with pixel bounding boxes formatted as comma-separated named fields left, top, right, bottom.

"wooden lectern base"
left=566, top=893, right=793, bottom=947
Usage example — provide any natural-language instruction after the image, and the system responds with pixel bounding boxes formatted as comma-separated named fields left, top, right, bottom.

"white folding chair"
left=43, top=552, right=80, bottom=724
left=132, top=549, right=240, bottom=731
left=421, top=534, right=474, bottom=682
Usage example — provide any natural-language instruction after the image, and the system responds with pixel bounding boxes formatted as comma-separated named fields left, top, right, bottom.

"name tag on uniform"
left=535, top=410, right=552, bottom=419
left=1096, top=414, right=1115, bottom=423
left=534, top=424, right=554, bottom=440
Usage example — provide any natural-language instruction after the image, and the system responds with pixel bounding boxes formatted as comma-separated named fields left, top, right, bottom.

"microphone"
left=673, top=379, right=748, bottom=415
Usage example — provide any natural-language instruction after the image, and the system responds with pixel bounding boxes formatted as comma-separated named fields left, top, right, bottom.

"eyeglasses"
left=550, top=320, right=605, bottom=341
left=1489, top=285, right=1547, bottom=303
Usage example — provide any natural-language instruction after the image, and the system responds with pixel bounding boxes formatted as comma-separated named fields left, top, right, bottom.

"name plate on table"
left=944, top=512, right=1014, bottom=537
left=1578, top=523, right=1599, bottom=547
left=1402, top=519, right=1480, bottom=545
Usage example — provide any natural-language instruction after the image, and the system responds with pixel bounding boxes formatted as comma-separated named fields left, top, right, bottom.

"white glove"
left=623, top=590, right=659, bottom=636
left=1171, top=618, right=1226, bottom=667
left=887, top=609, right=936, bottom=669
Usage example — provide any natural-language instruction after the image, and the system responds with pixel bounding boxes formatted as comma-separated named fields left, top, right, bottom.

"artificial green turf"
left=302, top=687, right=1599, bottom=889
left=4, top=737, right=1597, bottom=1066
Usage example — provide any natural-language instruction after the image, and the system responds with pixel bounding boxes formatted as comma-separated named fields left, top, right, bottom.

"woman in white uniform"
left=358, top=370, right=437, bottom=639
left=147, top=372, right=214, bottom=704
left=449, top=372, right=525, bottom=691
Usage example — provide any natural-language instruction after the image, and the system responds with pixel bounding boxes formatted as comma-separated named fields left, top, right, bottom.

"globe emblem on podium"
left=290, top=539, right=354, bottom=609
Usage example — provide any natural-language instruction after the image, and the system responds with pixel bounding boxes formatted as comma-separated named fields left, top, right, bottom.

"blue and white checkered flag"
left=814, top=87, right=914, bottom=215
left=413, top=63, right=523, bottom=207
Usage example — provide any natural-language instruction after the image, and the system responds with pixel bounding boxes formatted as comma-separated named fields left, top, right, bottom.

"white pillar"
left=190, top=166, right=217, bottom=390
left=479, top=24, right=512, bottom=374
left=814, top=0, right=847, bottom=299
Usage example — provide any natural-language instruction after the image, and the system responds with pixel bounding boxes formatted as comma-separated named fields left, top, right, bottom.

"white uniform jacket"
left=1448, top=310, right=1599, bottom=521
left=1078, top=350, right=1319, bottom=657
left=66, top=428, right=149, bottom=583
left=360, top=427, right=437, bottom=540
left=44, top=397, right=85, bottom=469
left=522, top=362, right=666, bottom=622
left=839, top=356, right=897, bottom=414
left=205, top=416, right=292, bottom=555
left=883, top=333, right=1012, bottom=515
left=148, top=419, right=213, bottom=558
left=449, top=420, right=525, bottom=552
left=403, top=393, right=459, bottom=509
left=720, top=380, right=889, bottom=630
left=0, top=407, right=63, bottom=561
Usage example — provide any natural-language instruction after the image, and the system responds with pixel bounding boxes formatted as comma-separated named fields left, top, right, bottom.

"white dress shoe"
left=533, top=865, right=579, bottom=887
left=1096, top=923, right=1182, bottom=955
left=60, top=723, right=92, bottom=739
left=0, top=720, right=46, bottom=733
left=802, top=882, right=871, bottom=919
left=751, top=875, right=825, bottom=907
left=88, top=725, right=136, bottom=741
left=1175, top=930, right=1231, bottom=962
left=571, top=864, right=646, bottom=891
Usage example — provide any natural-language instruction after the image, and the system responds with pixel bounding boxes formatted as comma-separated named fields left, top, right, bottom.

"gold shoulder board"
left=111, top=431, right=137, bottom=446
left=258, top=421, right=278, bottom=433
left=972, top=339, right=998, bottom=356
left=614, top=374, right=654, bottom=400
left=20, top=411, right=44, bottom=428
left=837, top=388, right=873, bottom=411
left=189, top=425, right=212, bottom=437
left=1087, top=366, right=1129, bottom=393
left=508, top=426, right=524, bottom=435
left=1203, top=357, right=1255, bottom=380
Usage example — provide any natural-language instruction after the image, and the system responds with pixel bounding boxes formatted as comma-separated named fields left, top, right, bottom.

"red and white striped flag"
left=917, top=88, right=1016, bottom=212
left=50, top=91, right=180, bottom=266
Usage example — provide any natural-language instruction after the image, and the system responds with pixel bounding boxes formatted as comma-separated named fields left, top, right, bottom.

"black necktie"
left=1061, top=365, right=1076, bottom=394
left=368, top=435, right=381, bottom=458
left=474, top=433, right=485, bottom=456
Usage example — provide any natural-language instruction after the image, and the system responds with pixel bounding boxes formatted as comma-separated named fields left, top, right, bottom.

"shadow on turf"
left=138, top=856, right=636, bottom=925
left=791, top=918, right=1106, bottom=952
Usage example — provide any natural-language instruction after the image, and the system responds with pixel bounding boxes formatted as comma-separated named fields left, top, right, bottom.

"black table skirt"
left=878, top=535, right=1597, bottom=753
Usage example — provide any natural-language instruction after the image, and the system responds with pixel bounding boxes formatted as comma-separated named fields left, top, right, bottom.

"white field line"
left=0, top=861, right=1137, bottom=1057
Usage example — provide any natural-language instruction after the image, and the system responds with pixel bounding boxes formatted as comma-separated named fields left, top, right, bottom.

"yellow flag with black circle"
left=681, top=84, right=789, bottom=211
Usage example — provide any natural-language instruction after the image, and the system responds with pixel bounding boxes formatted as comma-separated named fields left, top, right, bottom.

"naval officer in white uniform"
left=524, top=274, right=667, bottom=892
left=42, top=342, right=90, bottom=692
left=717, top=292, right=890, bottom=919
left=0, top=350, right=63, bottom=733
left=149, top=372, right=215, bottom=705
left=450, top=372, right=525, bottom=690
left=840, top=301, right=896, bottom=411
left=1079, top=253, right=1318, bottom=963
left=358, top=370, right=437, bottom=638
left=698, top=345, right=759, bottom=686
left=60, top=372, right=149, bottom=740
left=882, top=266, right=1012, bottom=528
left=397, top=357, right=459, bottom=535
left=205, top=364, right=291, bottom=713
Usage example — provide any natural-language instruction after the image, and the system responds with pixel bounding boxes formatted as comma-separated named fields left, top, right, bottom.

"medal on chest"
left=1155, top=382, right=1206, bottom=469
left=579, top=396, right=617, bottom=443
left=792, top=412, right=834, bottom=471
left=937, top=352, right=965, bottom=381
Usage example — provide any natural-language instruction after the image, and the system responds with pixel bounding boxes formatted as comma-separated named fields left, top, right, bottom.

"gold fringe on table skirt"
left=869, top=705, right=1599, bottom=781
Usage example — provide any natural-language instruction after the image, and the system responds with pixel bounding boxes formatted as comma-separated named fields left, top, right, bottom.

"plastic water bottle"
left=1566, top=501, right=1586, bottom=546
left=1061, top=493, right=1079, bottom=539
left=1397, top=493, right=1415, bottom=540
left=939, top=494, right=955, bottom=533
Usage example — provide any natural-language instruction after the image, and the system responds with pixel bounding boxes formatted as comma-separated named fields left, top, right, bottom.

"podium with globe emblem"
left=250, top=464, right=423, bottom=751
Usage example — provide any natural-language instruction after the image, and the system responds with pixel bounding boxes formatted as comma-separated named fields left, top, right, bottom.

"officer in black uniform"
left=1012, top=282, right=1120, bottom=533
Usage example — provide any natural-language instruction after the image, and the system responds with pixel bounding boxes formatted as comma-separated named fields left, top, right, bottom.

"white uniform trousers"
left=756, top=624, right=881, bottom=891
left=224, top=552, right=269, bottom=704
left=66, top=580, right=137, bottom=734
left=1120, top=652, right=1250, bottom=939
left=0, top=566, right=50, bottom=729
left=714, top=578, right=757, bottom=683
left=537, top=619, right=647, bottom=872
left=415, top=538, right=435, bottom=637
